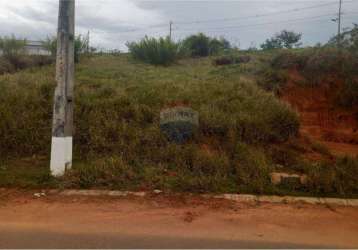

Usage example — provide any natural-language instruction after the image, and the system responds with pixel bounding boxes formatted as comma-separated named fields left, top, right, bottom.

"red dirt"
left=281, top=71, right=358, bottom=157
left=1, top=190, right=358, bottom=248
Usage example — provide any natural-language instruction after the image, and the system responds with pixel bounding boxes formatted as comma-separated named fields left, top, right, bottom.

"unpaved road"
left=1, top=190, right=358, bottom=249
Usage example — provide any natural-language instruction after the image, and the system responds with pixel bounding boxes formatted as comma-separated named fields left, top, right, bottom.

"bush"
left=261, top=30, right=302, bottom=50
left=270, top=50, right=308, bottom=70
left=213, top=55, right=251, bottom=66
left=0, top=35, right=26, bottom=58
left=183, top=33, right=230, bottom=57
left=233, top=143, right=273, bottom=193
left=336, top=78, right=358, bottom=108
left=256, top=66, right=289, bottom=93
left=302, top=47, right=354, bottom=84
left=42, top=35, right=91, bottom=63
left=305, top=156, right=358, bottom=197
left=0, top=57, right=15, bottom=74
left=0, top=55, right=54, bottom=73
left=126, top=36, right=183, bottom=66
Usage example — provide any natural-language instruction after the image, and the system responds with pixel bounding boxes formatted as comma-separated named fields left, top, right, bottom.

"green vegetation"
left=261, top=30, right=302, bottom=50
left=1, top=29, right=357, bottom=198
left=126, top=36, right=183, bottom=66
left=0, top=54, right=301, bottom=194
left=183, top=33, right=231, bottom=57
left=126, top=33, right=232, bottom=66
left=42, top=35, right=93, bottom=63
left=254, top=47, right=358, bottom=108
left=305, top=156, right=358, bottom=197
left=0, top=35, right=54, bottom=75
left=0, top=35, right=26, bottom=57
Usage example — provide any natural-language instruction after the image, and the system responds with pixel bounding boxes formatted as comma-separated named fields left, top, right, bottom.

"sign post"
left=50, top=0, right=75, bottom=176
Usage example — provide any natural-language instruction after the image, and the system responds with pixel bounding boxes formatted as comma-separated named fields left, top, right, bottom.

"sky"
left=0, top=0, right=357, bottom=51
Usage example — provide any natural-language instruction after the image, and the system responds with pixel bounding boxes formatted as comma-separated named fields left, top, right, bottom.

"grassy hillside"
left=0, top=52, right=357, bottom=197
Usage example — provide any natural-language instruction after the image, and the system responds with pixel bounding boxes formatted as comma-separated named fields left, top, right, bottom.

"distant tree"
left=42, top=37, right=57, bottom=56
left=327, top=24, right=358, bottom=51
left=183, top=33, right=231, bottom=57
left=261, top=37, right=283, bottom=50
left=219, top=37, right=231, bottom=50
left=261, top=30, right=302, bottom=50
left=126, top=36, right=183, bottom=66
left=0, top=35, right=26, bottom=58
left=42, top=35, right=91, bottom=62
left=277, top=30, right=302, bottom=49
left=183, top=33, right=211, bottom=57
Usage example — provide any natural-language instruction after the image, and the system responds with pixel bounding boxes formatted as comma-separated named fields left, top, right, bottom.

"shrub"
left=213, top=55, right=251, bottom=66
left=256, top=66, right=289, bottom=93
left=0, top=55, right=54, bottom=73
left=261, top=30, right=302, bottom=50
left=336, top=78, right=358, bottom=108
left=305, top=156, right=358, bottom=197
left=126, top=36, right=183, bottom=66
left=42, top=35, right=91, bottom=63
left=302, top=47, right=351, bottom=84
left=270, top=50, right=308, bottom=70
left=183, top=33, right=231, bottom=57
left=0, top=35, right=26, bottom=58
left=233, top=143, right=273, bottom=193
left=0, top=57, right=15, bottom=74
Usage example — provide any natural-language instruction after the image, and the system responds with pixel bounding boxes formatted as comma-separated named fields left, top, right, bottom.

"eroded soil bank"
left=281, top=72, right=358, bottom=157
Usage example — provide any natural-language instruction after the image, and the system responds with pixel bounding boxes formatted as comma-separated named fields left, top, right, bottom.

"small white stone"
left=153, top=189, right=163, bottom=194
left=34, top=193, right=42, bottom=198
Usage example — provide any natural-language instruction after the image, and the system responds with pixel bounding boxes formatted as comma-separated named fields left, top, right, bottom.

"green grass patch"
left=1, top=53, right=357, bottom=198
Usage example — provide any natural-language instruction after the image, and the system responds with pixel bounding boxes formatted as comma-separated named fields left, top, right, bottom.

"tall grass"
left=126, top=36, right=183, bottom=66
left=0, top=36, right=54, bottom=75
left=0, top=55, right=301, bottom=193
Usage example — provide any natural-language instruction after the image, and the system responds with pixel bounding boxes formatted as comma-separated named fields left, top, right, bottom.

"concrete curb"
left=51, top=189, right=358, bottom=207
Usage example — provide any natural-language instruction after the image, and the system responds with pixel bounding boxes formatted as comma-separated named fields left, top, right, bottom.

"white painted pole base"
left=50, top=137, right=73, bottom=177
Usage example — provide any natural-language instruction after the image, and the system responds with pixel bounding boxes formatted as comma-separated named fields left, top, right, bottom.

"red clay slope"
left=281, top=71, right=358, bottom=157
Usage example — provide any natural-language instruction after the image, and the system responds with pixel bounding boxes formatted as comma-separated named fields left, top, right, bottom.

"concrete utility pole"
left=338, top=0, right=343, bottom=47
left=169, top=21, right=173, bottom=40
left=86, top=30, right=90, bottom=53
left=50, top=0, right=75, bottom=177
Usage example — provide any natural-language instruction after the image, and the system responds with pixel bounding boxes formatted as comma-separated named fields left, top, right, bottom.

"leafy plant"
left=0, top=35, right=26, bottom=58
left=42, top=35, right=91, bottom=63
left=126, top=36, right=183, bottom=66
left=183, top=33, right=231, bottom=57
left=261, top=30, right=302, bottom=50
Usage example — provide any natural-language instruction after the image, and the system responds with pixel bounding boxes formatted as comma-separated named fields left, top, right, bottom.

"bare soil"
left=281, top=72, right=358, bottom=157
left=1, top=189, right=358, bottom=248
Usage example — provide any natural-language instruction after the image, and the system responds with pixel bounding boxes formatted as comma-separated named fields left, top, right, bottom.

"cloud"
left=0, top=0, right=165, bottom=48
left=0, top=0, right=357, bottom=50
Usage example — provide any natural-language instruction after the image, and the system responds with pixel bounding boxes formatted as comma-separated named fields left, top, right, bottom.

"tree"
left=261, top=37, right=283, bottom=50
left=42, top=35, right=91, bottom=62
left=0, top=35, right=26, bottom=58
left=278, top=30, right=302, bottom=49
left=183, top=33, right=211, bottom=57
left=183, top=33, right=231, bottom=57
left=328, top=24, right=358, bottom=51
left=42, top=37, right=57, bottom=56
left=261, top=30, right=302, bottom=50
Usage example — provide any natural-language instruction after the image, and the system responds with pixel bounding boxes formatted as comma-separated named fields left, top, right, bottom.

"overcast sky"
left=0, top=0, right=357, bottom=51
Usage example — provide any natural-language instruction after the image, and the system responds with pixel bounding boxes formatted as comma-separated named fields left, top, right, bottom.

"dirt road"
left=1, top=190, right=358, bottom=249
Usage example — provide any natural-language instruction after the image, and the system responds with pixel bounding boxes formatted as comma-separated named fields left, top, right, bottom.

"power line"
left=173, top=0, right=354, bottom=25
left=175, top=13, right=343, bottom=33
left=97, top=0, right=356, bottom=34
